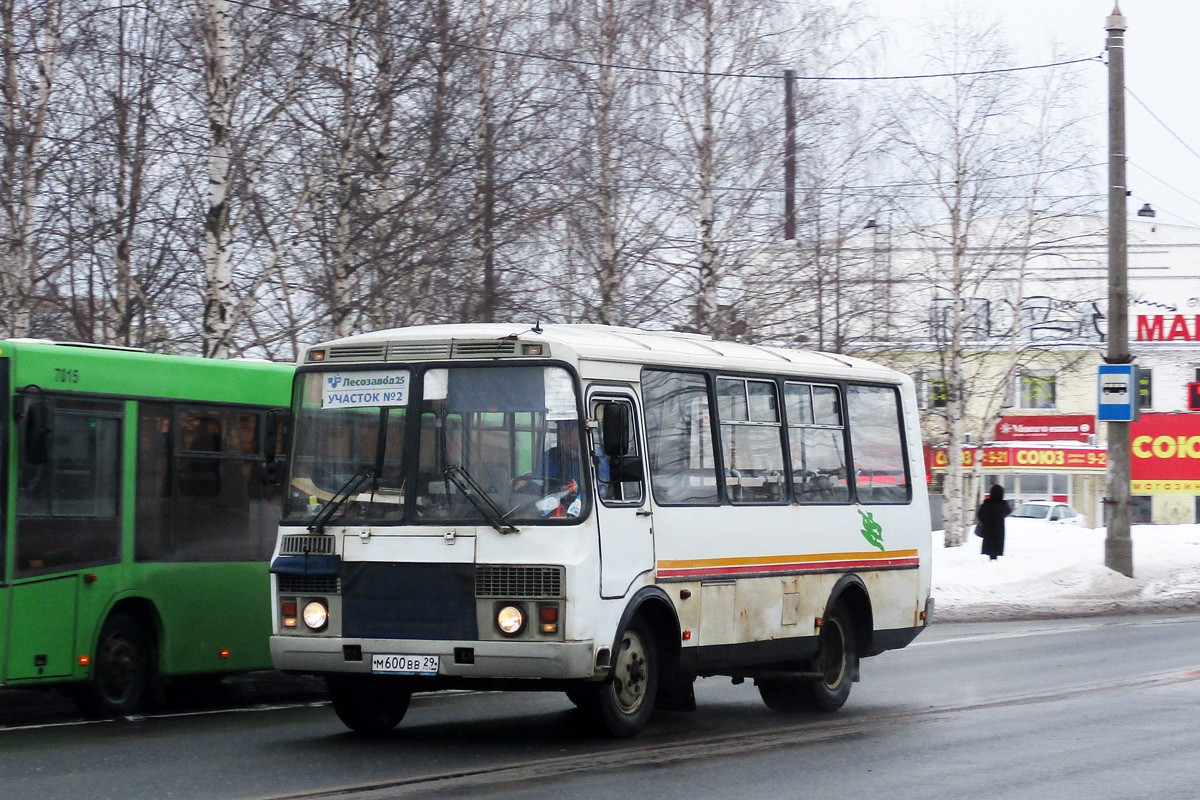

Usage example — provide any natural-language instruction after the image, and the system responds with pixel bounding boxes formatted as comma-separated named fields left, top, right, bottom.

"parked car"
left=1008, top=500, right=1088, bottom=528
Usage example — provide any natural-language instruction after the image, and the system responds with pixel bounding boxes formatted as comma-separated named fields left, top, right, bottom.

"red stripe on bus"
left=657, top=557, right=919, bottom=579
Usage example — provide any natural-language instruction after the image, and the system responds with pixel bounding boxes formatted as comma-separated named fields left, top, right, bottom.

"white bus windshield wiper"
left=443, top=465, right=518, bottom=534
left=308, top=467, right=375, bottom=533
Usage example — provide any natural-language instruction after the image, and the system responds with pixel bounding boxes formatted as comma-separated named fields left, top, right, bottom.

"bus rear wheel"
left=758, top=602, right=857, bottom=713
left=327, top=675, right=411, bottom=735
left=587, top=618, right=659, bottom=738
left=73, top=612, right=155, bottom=718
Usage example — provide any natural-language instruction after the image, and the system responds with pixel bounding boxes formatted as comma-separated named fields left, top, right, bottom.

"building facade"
left=747, top=214, right=1200, bottom=526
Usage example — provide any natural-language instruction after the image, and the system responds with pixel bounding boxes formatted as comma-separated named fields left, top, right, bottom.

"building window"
left=1017, top=372, right=1056, bottom=409
left=916, top=372, right=949, bottom=410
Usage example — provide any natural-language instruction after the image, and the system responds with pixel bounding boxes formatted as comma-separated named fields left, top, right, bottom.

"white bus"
left=270, top=324, right=932, bottom=737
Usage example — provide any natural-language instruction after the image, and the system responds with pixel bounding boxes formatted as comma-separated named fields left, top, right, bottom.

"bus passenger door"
left=589, top=392, right=654, bottom=599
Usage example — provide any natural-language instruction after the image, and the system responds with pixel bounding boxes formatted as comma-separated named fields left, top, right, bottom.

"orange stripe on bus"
left=656, top=549, right=919, bottom=570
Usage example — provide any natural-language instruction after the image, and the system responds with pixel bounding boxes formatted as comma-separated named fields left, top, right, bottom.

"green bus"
left=0, top=340, right=292, bottom=716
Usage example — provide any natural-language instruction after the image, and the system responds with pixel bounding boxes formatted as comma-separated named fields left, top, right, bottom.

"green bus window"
left=137, top=405, right=281, bottom=563
left=16, top=398, right=123, bottom=574
left=0, top=359, right=7, bottom=582
left=135, top=403, right=173, bottom=562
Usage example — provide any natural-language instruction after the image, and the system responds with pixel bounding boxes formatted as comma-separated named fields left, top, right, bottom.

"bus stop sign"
left=1098, top=364, right=1139, bottom=421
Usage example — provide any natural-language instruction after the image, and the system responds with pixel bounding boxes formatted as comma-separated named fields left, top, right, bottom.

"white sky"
left=849, top=0, right=1200, bottom=228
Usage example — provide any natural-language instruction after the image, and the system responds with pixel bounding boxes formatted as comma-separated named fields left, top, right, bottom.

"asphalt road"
left=2, top=614, right=1199, bottom=800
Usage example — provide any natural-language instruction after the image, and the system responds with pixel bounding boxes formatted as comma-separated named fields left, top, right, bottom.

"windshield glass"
left=283, top=364, right=586, bottom=526
left=416, top=366, right=585, bottom=524
left=1010, top=503, right=1050, bottom=519
left=283, top=370, right=409, bottom=523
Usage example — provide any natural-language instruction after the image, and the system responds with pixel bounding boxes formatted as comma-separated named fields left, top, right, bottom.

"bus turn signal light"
left=79, top=655, right=90, bottom=667
left=220, top=649, right=230, bottom=659
left=537, top=605, right=558, bottom=634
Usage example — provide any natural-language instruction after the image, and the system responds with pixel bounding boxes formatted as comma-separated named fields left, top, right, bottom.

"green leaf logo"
left=858, top=508, right=885, bottom=552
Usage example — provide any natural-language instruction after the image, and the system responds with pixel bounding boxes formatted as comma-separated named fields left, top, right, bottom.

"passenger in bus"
left=975, top=484, right=1011, bottom=560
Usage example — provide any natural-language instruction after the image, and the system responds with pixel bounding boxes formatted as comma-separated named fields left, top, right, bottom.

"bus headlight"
left=302, top=601, right=329, bottom=631
left=496, top=605, right=525, bottom=635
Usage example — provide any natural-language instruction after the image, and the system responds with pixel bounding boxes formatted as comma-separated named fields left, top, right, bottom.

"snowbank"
left=932, top=523, right=1200, bottom=621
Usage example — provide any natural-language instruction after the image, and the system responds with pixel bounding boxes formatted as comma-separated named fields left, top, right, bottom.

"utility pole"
left=1105, top=4, right=1134, bottom=577
left=784, top=70, right=795, bottom=240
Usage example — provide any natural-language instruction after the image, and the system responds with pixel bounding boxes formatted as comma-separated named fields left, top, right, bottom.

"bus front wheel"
left=327, top=675, right=411, bottom=735
left=588, top=618, right=659, bottom=738
left=73, top=612, right=155, bottom=718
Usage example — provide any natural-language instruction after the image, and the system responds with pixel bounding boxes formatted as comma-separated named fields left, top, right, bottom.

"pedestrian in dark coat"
left=975, top=484, right=1011, bottom=560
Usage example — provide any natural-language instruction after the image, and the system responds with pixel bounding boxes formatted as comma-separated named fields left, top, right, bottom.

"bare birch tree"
left=0, top=0, right=63, bottom=337
left=886, top=8, right=1096, bottom=545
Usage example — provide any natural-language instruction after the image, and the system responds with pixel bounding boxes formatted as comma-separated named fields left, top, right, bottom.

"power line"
left=1127, top=86, right=1200, bottom=167
left=10, top=126, right=1104, bottom=198
left=223, top=0, right=1100, bottom=83
left=1129, top=161, right=1200, bottom=217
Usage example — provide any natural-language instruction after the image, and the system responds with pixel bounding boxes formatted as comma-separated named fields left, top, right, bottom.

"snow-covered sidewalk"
left=932, top=523, right=1200, bottom=622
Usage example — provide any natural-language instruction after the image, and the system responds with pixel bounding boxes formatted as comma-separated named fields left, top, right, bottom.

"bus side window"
left=642, top=369, right=718, bottom=506
left=594, top=399, right=643, bottom=505
left=716, top=378, right=786, bottom=504
left=138, top=405, right=281, bottom=563
left=15, top=397, right=123, bottom=574
left=846, top=384, right=911, bottom=504
left=785, top=383, right=849, bottom=504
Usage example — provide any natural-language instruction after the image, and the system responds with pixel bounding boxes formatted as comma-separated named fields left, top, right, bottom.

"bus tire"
left=757, top=602, right=856, bottom=714
left=589, top=617, right=659, bottom=738
left=801, top=601, right=857, bottom=712
left=73, top=612, right=155, bottom=718
left=327, top=675, right=411, bottom=735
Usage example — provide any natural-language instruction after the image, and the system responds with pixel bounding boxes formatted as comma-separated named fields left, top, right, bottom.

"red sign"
left=927, top=445, right=1106, bottom=472
left=1137, top=314, right=1200, bottom=342
left=1130, top=413, right=1200, bottom=492
left=995, top=415, right=1095, bottom=443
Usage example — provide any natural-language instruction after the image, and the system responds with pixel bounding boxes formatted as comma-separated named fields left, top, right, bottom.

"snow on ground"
left=933, top=522, right=1200, bottom=622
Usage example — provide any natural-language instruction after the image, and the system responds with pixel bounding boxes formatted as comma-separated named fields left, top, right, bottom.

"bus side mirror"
left=600, top=402, right=630, bottom=458
left=23, top=400, right=51, bottom=465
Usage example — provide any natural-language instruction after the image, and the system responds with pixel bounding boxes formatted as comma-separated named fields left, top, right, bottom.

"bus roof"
left=304, top=324, right=905, bottom=383
left=0, top=340, right=293, bottom=405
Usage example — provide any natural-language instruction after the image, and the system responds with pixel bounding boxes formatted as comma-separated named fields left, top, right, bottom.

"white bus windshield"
left=283, top=365, right=586, bottom=526
left=284, top=370, right=410, bottom=524
left=415, top=366, right=585, bottom=524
